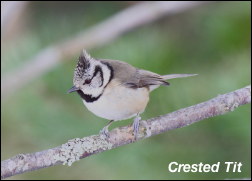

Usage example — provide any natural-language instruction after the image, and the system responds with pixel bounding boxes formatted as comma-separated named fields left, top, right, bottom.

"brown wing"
left=100, top=59, right=169, bottom=89
left=124, top=69, right=169, bottom=89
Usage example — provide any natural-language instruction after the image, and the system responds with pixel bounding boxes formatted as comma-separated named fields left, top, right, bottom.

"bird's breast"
left=83, top=80, right=150, bottom=121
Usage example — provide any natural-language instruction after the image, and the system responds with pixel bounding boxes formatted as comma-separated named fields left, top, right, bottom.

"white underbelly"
left=83, top=82, right=149, bottom=121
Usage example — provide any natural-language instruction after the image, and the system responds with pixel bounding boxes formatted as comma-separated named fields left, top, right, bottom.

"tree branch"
left=1, top=1, right=209, bottom=99
left=1, top=85, right=251, bottom=179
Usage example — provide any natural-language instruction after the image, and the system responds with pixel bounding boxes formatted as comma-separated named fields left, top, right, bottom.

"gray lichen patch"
left=229, top=102, right=239, bottom=111
left=141, top=120, right=152, bottom=138
left=222, top=95, right=240, bottom=112
left=15, top=154, right=26, bottom=160
left=53, top=135, right=113, bottom=166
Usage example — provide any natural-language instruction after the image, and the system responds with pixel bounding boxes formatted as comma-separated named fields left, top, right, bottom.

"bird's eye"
left=84, top=79, right=91, bottom=85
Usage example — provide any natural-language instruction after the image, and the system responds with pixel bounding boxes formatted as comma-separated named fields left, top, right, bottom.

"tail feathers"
left=149, top=73, right=197, bottom=92
left=161, top=74, right=198, bottom=80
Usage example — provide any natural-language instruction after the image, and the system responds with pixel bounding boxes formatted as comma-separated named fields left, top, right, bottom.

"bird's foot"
left=99, top=120, right=113, bottom=139
left=133, top=115, right=141, bottom=139
left=99, top=126, right=109, bottom=138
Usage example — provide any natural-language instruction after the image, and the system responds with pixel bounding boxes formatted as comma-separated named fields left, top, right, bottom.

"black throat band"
left=77, top=90, right=102, bottom=103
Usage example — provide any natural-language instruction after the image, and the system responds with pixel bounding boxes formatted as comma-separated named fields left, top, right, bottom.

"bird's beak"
left=67, top=86, right=79, bottom=93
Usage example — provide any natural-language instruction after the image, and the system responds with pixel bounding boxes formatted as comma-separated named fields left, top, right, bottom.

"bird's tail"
left=161, top=74, right=198, bottom=80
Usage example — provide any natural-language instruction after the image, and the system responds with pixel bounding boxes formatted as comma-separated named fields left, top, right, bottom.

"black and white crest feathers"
left=74, top=50, right=92, bottom=79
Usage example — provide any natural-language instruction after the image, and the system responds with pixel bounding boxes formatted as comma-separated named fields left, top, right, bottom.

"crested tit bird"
left=68, top=50, right=197, bottom=138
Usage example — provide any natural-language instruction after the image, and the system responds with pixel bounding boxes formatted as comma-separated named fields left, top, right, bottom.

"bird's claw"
left=99, top=126, right=109, bottom=139
left=133, top=115, right=141, bottom=139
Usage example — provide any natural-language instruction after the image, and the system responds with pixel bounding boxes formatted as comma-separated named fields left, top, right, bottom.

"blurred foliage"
left=1, top=1, right=251, bottom=180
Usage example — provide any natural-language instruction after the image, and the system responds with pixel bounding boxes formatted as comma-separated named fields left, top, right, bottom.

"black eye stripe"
left=89, top=66, right=103, bottom=87
left=83, top=66, right=103, bottom=85
left=100, top=62, right=113, bottom=84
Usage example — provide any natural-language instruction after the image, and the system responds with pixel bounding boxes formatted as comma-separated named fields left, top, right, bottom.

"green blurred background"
left=1, top=1, right=251, bottom=180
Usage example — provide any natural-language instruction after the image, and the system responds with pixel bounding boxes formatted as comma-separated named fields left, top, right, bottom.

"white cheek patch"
left=91, top=72, right=102, bottom=88
left=83, top=84, right=103, bottom=97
